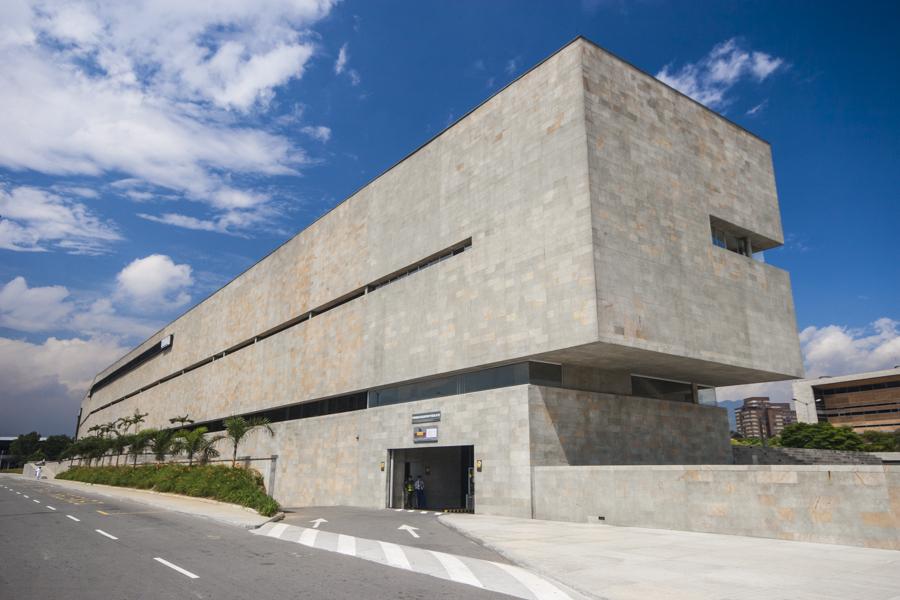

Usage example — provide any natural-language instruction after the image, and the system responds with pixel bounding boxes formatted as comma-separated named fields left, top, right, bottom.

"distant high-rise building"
left=735, top=397, right=797, bottom=439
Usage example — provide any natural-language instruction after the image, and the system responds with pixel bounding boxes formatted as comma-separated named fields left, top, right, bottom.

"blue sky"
left=1, top=1, right=898, bottom=435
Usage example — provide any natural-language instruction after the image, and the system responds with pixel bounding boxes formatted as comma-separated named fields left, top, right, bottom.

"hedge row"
left=57, top=464, right=279, bottom=516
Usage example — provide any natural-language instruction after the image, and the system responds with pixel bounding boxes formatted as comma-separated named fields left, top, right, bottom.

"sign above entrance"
left=412, top=411, right=441, bottom=424
left=413, top=426, right=438, bottom=443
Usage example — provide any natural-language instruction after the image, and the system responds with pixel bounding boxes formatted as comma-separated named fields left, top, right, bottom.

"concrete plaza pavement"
left=442, top=513, right=900, bottom=600
left=0, top=474, right=517, bottom=600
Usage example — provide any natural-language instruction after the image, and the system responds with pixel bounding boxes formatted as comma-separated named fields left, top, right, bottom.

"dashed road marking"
left=95, top=529, right=118, bottom=540
left=97, top=510, right=110, bottom=516
left=46, top=506, right=56, bottom=511
left=66, top=515, right=80, bottom=522
left=154, top=557, right=199, bottom=579
left=33, top=499, right=40, bottom=503
left=23, top=495, right=29, bottom=498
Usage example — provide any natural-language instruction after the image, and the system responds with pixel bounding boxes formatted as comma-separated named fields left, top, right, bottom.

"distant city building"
left=793, top=367, right=900, bottom=433
left=735, top=397, right=797, bottom=439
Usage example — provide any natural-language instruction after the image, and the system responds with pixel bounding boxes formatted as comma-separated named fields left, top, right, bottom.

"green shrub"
left=57, top=464, right=279, bottom=516
left=780, top=422, right=865, bottom=451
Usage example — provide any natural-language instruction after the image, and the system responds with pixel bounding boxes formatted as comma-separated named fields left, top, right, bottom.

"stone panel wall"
left=529, top=386, right=732, bottom=466
left=533, top=464, right=900, bottom=549
left=733, top=446, right=883, bottom=465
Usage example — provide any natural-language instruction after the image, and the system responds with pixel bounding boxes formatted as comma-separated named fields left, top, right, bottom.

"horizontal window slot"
left=82, top=238, right=473, bottom=426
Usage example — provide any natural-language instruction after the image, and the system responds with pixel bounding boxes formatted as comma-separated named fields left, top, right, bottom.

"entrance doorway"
left=388, top=445, right=474, bottom=511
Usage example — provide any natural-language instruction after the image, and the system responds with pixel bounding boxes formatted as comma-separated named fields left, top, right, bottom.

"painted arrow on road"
left=398, top=524, right=420, bottom=538
left=310, top=518, right=328, bottom=529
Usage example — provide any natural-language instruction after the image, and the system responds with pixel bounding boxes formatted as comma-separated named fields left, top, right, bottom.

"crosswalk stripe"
left=337, top=534, right=356, bottom=557
left=378, top=541, right=411, bottom=570
left=269, top=523, right=289, bottom=538
left=428, top=550, right=483, bottom=588
left=298, top=528, right=318, bottom=547
left=494, top=562, right=571, bottom=600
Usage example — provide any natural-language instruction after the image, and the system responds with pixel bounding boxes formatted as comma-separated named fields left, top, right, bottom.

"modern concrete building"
left=794, top=367, right=900, bottom=432
left=76, top=37, right=803, bottom=517
left=735, top=397, right=797, bottom=439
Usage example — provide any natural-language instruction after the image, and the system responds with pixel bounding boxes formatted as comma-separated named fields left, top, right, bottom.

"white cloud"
left=0, top=1, right=337, bottom=229
left=656, top=39, right=784, bottom=109
left=335, top=43, right=349, bottom=74
left=0, top=185, right=121, bottom=254
left=800, top=317, right=900, bottom=378
left=301, top=125, right=332, bottom=142
left=116, top=254, right=194, bottom=311
left=505, top=58, right=519, bottom=76
left=0, top=335, right=131, bottom=435
left=746, top=100, right=768, bottom=116
left=0, top=276, right=72, bottom=332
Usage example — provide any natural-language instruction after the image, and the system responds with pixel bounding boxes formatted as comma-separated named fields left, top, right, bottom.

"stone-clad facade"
left=77, top=38, right=802, bottom=516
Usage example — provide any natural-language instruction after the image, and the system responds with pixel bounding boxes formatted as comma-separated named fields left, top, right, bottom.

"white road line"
left=420, top=511, right=428, bottom=514
left=46, top=506, right=56, bottom=511
left=378, top=541, right=411, bottom=570
left=269, top=523, right=289, bottom=538
left=429, top=550, right=483, bottom=588
left=153, top=557, right=199, bottom=579
left=434, top=512, right=443, bottom=516
left=393, top=508, right=404, bottom=512
left=16, top=492, right=21, bottom=495
left=298, top=528, right=318, bottom=547
left=494, top=562, right=572, bottom=600
left=405, top=509, right=415, bottom=513
left=66, top=515, right=80, bottom=522
left=336, top=534, right=356, bottom=557
left=33, top=499, right=40, bottom=503
left=23, top=494, right=29, bottom=498
left=95, top=529, right=118, bottom=540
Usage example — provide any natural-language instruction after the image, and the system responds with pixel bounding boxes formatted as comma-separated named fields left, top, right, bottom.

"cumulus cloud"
left=0, top=335, right=131, bottom=435
left=0, top=276, right=72, bottom=332
left=800, top=317, right=900, bottom=378
left=0, top=0, right=337, bottom=229
left=301, top=125, right=332, bottom=142
left=0, top=185, right=121, bottom=254
left=656, top=39, right=784, bottom=109
left=116, top=254, right=194, bottom=311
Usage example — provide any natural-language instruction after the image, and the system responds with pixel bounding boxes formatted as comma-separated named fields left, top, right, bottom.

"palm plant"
left=223, top=416, right=274, bottom=468
left=128, top=430, right=155, bottom=467
left=177, top=427, right=211, bottom=467
left=110, top=434, right=130, bottom=467
left=148, top=429, right=178, bottom=463
left=197, top=435, right=225, bottom=465
left=169, top=415, right=194, bottom=427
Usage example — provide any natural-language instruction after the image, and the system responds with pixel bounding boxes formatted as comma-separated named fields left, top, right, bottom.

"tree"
left=197, top=435, right=224, bottom=465
left=128, top=430, right=156, bottom=467
left=148, top=429, right=179, bottom=463
left=223, top=416, right=274, bottom=468
left=780, top=422, right=865, bottom=451
left=861, top=430, right=899, bottom=452
left=177, top=427, right=212, bottom=467
left=10, top=432, right=41, bottom=460
left=42, top=435, right=74, bottom=461
left=110, top=434, right=130, bottom=467
left=169, top=415, right=194, bottom=427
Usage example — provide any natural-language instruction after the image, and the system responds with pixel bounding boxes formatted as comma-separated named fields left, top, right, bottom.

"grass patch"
left=57, top=464, right=279, bottom=517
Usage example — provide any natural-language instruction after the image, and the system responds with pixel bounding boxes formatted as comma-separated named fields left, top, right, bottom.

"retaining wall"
left=533, top=464, right=900, bottom=550
left=733, top=446, right=883, bottom=465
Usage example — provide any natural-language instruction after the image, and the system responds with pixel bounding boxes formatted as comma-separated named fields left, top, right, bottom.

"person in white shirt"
left=34, top=465, right=42, bottom=480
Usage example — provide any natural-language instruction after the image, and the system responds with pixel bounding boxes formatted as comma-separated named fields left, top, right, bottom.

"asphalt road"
left=0, top=475, right=515, bottom=600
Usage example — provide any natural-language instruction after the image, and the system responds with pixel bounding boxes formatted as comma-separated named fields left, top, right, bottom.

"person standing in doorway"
left=414, top=475, right=426, bottom=510
left=404, top=477, right=415, bottom=509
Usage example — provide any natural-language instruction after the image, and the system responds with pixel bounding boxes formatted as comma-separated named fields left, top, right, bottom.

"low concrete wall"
left=23, top=461, right=70, bottom=480
left=533, top=465, right=900, bottom=550
left=733, top=446, right=883, bottom=465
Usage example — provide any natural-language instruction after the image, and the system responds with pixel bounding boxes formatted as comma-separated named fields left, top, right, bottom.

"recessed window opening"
left=711, top=225, right=751, bottom=257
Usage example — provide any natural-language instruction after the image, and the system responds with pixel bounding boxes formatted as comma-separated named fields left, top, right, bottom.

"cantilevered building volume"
left=77, top=38, right=803, bottom=517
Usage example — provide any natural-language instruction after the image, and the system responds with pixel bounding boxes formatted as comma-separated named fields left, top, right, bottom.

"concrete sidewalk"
left=21, top=475, right=274, bottom=529
left=440, top=514, right=900, bottom=600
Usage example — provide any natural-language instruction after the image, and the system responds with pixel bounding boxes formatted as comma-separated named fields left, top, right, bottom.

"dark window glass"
left=631, top=375, right=694, bottom=403
left=462, top=363, right=529, bottom=394
left=369, top=376, right=459, bottom=407
left=528, top=362, right=562, bottom=387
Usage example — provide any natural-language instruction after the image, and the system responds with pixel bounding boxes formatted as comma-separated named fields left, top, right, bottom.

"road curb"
left=248, top=511, right=285, bottom=529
